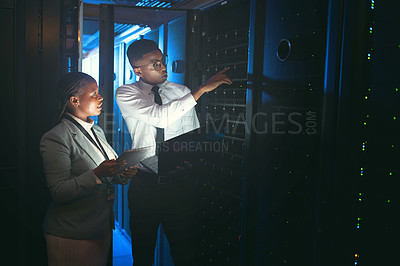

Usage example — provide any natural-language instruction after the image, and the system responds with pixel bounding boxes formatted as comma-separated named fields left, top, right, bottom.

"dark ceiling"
left=81, top=0, right=227, bottom=53
left=82, top=0, right=226, bottom=10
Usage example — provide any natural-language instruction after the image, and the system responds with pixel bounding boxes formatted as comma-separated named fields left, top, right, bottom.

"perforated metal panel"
left=196, top=1, right=250, bottom=264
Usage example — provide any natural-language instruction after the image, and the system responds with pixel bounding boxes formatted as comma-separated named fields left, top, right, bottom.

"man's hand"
left=192, top=68, right=232, bottom=101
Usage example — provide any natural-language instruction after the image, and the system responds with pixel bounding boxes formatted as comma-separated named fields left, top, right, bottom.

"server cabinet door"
left=252, top=0, right=328, bottom=265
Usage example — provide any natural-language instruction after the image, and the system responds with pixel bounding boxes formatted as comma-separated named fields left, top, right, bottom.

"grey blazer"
left=40, top=118, right=123, bottom=240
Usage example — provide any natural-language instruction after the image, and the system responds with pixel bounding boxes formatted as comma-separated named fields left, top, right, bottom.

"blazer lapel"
left=93, top=126, right=118, bottom=158
left=61, top=119, right=105, bottom=165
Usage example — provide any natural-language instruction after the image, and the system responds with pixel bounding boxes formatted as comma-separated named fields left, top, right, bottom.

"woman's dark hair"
left=127, top=39, right=159, bottom=67
left=56, top=72, right=96, bottom=121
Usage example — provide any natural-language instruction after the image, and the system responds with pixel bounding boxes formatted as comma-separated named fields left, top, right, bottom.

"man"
left=116, top=39, right=231, bottom=265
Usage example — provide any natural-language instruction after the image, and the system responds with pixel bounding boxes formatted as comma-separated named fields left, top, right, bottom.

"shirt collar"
left=138, top=79, right=164, bottom=95
left=66, top=112, right=94, bottom=132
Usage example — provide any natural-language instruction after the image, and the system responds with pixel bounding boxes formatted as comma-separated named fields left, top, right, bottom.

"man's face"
left=132, top=49, right=168, bottom=85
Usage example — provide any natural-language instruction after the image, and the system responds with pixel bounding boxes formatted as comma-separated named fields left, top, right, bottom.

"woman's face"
left=69, top=81, right=103, bottom=121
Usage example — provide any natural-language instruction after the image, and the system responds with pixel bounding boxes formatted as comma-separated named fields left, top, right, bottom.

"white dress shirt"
left=66, top=113, right=116, bottom=160
left=116, top=79, right=200, bottom=156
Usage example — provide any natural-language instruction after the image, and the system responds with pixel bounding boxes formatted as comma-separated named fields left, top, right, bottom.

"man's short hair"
left=127, top=39, right=159, bottom=67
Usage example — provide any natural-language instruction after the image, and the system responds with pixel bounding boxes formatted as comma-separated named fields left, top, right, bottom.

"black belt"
left=136, top=170, right=187, bottom=185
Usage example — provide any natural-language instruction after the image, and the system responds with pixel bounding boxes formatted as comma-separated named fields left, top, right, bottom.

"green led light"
left=394, top=116, right=397, bottom=120
left=395, top=88, right=399, bottom=92
left=358, top=198, right=362, bottom=202
left=363, top=122, right=367, bottom=125
left=365, top=96, right=368, bottom=99
left=389, top=172, right=393, bottom=176
left=388, top=200, right=391, bottom=203
left=359, top=193, right=362, bottom=196
left=392, top=145, right=395, bottom=148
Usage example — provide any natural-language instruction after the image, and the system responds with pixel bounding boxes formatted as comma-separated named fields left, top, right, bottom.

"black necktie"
left=151, top=86, right=164, bottom=145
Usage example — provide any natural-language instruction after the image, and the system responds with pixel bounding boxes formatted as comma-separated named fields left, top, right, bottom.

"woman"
left=40, top=72, right=136, bottom=266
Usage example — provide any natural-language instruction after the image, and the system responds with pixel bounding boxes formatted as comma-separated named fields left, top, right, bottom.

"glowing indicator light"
left=363, top=122, right=367, bottom=126
left=388, top=200, right=391, bottom=203
left=389, top=172, right=393, bottom=176
left=394, top=116, right=397, bottom=120
left=369, top=27, right=373, bottom=33
left=367, top=53, right=371, bottom=59
left=355, top=254, right=359, bottom=258
left=396, top=88, right=399, bottom=92
left=364, top=96, right=368, bottom=100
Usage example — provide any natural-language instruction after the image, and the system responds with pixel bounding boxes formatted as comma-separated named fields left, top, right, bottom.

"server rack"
left=195, top=1, right=250, bottom=265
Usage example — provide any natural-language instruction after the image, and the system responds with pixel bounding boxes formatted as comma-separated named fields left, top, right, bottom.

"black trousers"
left=128, top=170, right=198, bottom=266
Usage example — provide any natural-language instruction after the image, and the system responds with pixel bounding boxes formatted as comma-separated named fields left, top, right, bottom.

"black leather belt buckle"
left=157, top=175, right=169, bottom=184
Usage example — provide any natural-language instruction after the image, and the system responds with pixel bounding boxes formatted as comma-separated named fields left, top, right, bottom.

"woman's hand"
left=120, top=166, right=138, bottom=179
left=94, top=159, right=126, bottom=178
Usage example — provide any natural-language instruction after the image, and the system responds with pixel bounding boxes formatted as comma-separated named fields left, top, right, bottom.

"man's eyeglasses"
left=133, top=55, right=168, bottom=71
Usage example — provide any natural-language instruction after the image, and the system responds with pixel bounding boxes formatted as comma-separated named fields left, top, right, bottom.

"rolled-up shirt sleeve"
left=116, top=85, right=197, bottom=129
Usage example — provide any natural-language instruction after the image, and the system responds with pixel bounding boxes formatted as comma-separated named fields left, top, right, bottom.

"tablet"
left=116, top=147, right=153, bottom=169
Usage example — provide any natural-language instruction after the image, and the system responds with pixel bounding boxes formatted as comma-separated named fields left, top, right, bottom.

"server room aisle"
left=113, top=226, right=133, bottom=265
